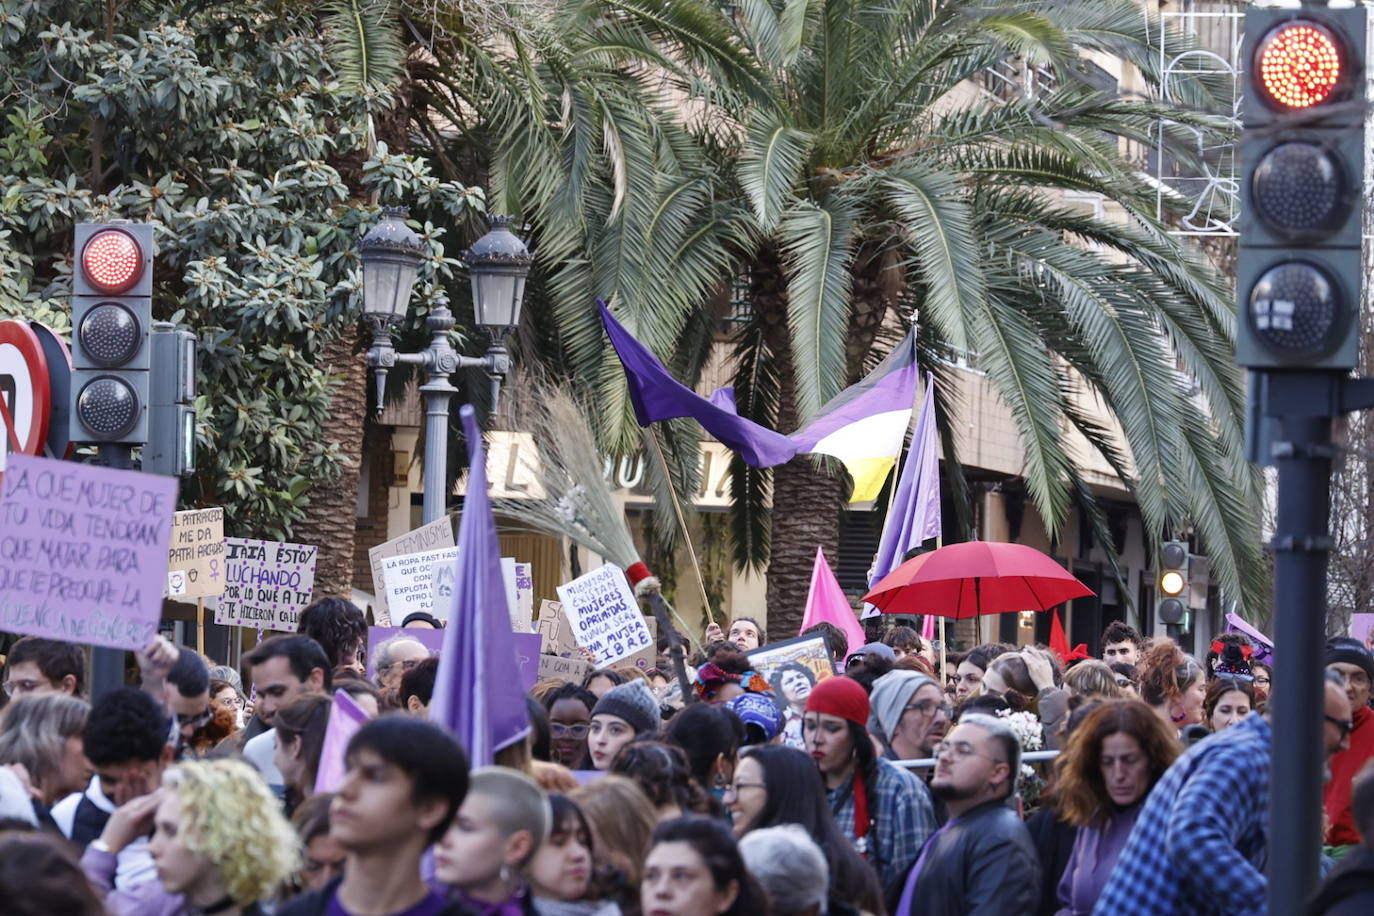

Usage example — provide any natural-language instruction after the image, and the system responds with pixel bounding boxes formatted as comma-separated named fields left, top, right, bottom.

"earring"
left=500, top=863, right=511, bottom=883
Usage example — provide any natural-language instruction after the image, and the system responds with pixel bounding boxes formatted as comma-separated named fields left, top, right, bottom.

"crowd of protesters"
left=2, top=597, right=1374, bottom=916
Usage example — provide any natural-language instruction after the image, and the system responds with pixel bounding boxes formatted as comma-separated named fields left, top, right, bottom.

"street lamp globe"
left=463, top=215, right=533, bottom=333
left=359, top=206, right=426, bottom=324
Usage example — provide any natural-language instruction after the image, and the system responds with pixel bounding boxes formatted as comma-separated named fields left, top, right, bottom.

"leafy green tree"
left=0, top=0, right=482, bottom=596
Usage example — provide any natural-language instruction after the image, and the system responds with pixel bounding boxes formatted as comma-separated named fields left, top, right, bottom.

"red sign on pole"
left=0, top=319, right=52, bottom=485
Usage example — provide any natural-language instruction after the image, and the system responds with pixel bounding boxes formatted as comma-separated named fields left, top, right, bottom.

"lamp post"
left=360, top=208, right=532, bottom=524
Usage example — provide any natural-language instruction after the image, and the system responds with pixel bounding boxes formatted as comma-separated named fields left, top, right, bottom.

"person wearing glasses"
left=893, top=713, right=1040, bottom=916
left=543, top=683, right=597, bottom=769
left=727, top=744, right=884, bottom=915
left=1325, top=637, right=1374, bottom=849
left=371, top=635, right=432, bottom=692
left=1094, top=672, right=1353, bottom=916
left=1049, top=701, right=1180, bottom=916
left=2, top=636, right=85, bottom=699
left=869, top=670, right=952, bottom=764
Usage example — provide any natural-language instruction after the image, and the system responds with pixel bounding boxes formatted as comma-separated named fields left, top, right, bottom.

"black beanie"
left=591, top=679, right=660, bottom=736
left=1326, top=637, right=1374, bottom=684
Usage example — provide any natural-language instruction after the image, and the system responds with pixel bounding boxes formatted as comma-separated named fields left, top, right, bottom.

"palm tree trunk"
left=291, top=333, right=367, bottom=601
left=757, top=246, right=898, bottom=637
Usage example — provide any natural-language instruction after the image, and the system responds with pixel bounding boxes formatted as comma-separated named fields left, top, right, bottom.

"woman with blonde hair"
left=1049, top=701, right=1180, bottom=915
left=1063, top=661, right=1128, bottom=702
left=85, top=758, right=299, bottom=915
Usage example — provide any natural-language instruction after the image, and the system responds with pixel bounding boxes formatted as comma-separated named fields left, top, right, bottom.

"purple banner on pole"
left=0, top=454, right=177, bottom=650
left=512, top=632, right=543, bottom=692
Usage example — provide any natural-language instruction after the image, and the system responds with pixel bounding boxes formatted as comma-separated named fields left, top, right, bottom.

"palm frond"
left=325, top=0, right=407, bottom=101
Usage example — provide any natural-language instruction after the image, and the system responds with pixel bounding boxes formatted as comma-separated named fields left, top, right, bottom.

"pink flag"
left=801, top=547, right=867, bottom=654
left=313, top=689, right=372, bottom=794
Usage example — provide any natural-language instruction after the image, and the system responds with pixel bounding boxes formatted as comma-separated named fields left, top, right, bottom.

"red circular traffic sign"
left=0, top=319, right=52, bottom=482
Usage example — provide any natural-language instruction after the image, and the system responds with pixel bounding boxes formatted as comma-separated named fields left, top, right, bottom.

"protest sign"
left=0, top=454, right=176, bottom=650
left=219, top=538, right=317, bottom=629
left=502, top=558, right=535, bottom=632
left=539, top=653, right=593, bottom=683
left=165, top=508, right=225, bottom=599
left=748, top=635, right=834, bottom=719
left=1351, top=613, right=1374, bottom=653
left=367, top=518, right=454, bottom=625
left=537, top=600, right=577, bottom=657
left=512, top=632, right=543, bottom=692
left=620, top=616, right=658, bottom=673
left=364, top=625, right=445, bottom=678
left=554, top=563, right=653, bottom=666
left=383, top=546, right=459, bottom=622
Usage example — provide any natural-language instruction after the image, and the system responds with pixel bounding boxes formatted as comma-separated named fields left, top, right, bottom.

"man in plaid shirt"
left=1092, top=676, right=1353, bottom=916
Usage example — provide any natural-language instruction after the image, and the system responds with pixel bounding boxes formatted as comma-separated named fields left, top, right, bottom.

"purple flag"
left=429, top=405, right=531, bottom=765
left=598, top=300, right=798, bottom=468
left=870, top=374, right=942, bottom=588
left=314, top=689, right=372, bottom=794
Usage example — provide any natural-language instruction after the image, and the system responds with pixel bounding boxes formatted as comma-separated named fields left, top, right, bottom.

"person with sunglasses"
left=543, top=683, right=597, bottom=769
left=1094, top=672, right=1353, bottom=915
left=1325, top=637, right=1374, bottom=849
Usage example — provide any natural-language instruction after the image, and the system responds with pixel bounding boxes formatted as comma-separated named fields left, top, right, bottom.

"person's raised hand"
left=704, top=622, right=724, bottom=645
left=100, top=789, right=164, bottom=855
left=138, top=636, right=179, bottom=681
left=1022, top=646, right=1056, bottom=692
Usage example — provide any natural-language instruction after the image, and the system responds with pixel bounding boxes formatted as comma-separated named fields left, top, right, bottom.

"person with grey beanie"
left=588, top=680, right=660, bottom=770
left=869, top=670, right=952, bottom=762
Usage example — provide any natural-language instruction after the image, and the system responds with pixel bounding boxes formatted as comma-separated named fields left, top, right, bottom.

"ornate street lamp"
left=360, top=208, right=532, bottom=523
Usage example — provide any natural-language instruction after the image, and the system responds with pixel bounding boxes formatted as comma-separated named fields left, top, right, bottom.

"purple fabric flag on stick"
left=314, top=689, right=372, bottom=794
left=867, top=374, right=942, bottom=617
left=598, top=300, right=798, bottom=468
left=429, top=405, right=531, bottom=765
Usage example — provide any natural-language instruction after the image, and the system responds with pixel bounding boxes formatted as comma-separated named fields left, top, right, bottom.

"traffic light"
left=1156, top=541, right=1189, bottom=627
left=1237, top=7, right=1365, bottom=370
left=69, top=222, right=154, bottom=444
left=143, top=322, right=197, bottom=477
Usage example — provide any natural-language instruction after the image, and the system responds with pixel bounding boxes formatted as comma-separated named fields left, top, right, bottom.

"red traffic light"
left=1255, top=20, right=1347, bottom=111
left=79, top=228, right=146, bottom=294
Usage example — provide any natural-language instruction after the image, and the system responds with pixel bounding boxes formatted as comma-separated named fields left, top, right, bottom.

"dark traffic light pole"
left=1263, top=372, right=1338, bottom=915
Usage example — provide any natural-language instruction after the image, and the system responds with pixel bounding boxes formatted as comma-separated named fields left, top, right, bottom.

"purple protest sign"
left=0, top=454, right=176, bottom=650
left=512, top=632, right=543, bottom=692
left=364, top=625, right=445, bottom=678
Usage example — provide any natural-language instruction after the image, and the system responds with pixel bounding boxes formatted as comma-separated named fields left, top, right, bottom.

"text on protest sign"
left=383, top=547, right=458, bottom=621
left=503, top=558, right=535, bottom=632
left=0, top=454, right=176, bottom=650
left=537, top=600, right=576, bottom=656
left=554, top=563, right=653, bottom=666
left=165, top=508, right=225, bottom=599
left=219, top=538, right=317, bottom=629
left=539, top=653, right=593, bottom=684
left=368, top=518, right=454, bottom=625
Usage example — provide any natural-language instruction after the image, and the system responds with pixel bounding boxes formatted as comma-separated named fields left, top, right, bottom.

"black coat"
left=1308, top=845, right=1374, bottom=916
left=278, top=878, right=479, bottom=916
left=897, top=798, right=1041, bottom=916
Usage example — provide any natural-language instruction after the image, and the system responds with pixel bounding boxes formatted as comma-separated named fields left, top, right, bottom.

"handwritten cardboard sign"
left=504, top=559, right=535, bottom=632
left=538, top=653, right=593, bottom=684
left=555, top=562, right=653, bottom=666
left=165, top=508, right=225, bottom=599
left=383, top=546, right=458, bottom=622
left=537, top=600, right=577, bottom=656
left=367, top=518, right=454, bottom=625
left=219, top=538, right=317, bottom=629
left=0, top=454, right=176, bottom=650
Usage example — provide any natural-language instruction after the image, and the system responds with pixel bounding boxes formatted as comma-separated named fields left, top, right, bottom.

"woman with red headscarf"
left=803, top=675, right=937, bottom=898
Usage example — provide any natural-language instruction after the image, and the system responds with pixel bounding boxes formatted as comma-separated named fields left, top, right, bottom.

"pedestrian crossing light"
left=70, top=223, right=154, bottom=444
left=1157, top=541, right=1189, bottom=627
left=1237, top=8, right=1366, bottom=370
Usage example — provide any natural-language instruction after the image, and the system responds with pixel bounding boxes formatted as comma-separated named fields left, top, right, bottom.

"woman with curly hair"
left=86, top=758, right=299, bottom=915
left=1135, top=641, right=1207, bottom=733
left=1049, top=701, right=1180, bottom=915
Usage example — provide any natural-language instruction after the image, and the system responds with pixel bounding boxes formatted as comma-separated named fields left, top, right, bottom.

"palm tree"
left=684, top=0, right=1265, bottom=630
left=370, top=0, right=1265, bottom=632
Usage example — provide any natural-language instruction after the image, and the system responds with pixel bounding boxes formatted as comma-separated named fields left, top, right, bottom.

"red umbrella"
left=862, top=541, right=1094, bottom=619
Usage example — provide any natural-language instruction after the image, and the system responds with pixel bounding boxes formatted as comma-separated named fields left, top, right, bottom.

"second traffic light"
left=1156, top=541, right=1189, bottom=627
left=1237, top=8, right=1365, bottom=370
left=70, top=222, right=154, bottom=445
